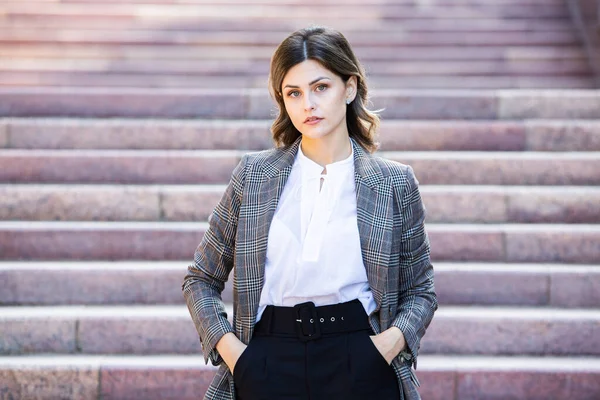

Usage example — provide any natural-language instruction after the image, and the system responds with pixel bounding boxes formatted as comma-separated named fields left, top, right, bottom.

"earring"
left=346, top=98, right=352, bottom=105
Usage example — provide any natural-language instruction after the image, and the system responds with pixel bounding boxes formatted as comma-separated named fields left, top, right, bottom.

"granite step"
left=0, top=18, right=576, bottom=32
left=2, top=72, right=595, bottom=89
left=0, top=354, right=598, bottom=400
left=1, top=184, right=599, bottom=224
left=1, top=262, right=598, bottom=308
left=0, top=4, right=571, bottom=20
left=0, top=305, right=599, bottom=356
left=0, top=221, right=598, bottom=263
left=3, top=118, right=599, bottom=152
left=1, top=149, right=598, bottom=185
left=2, top=88, right=599, bottom=119
left=1, top=59, right=591, bottom=76
left=0, top=44, right=586, bottom=62
left=0, top=29, right=580, bottom=46
left=19, top=0, right=568, bottom=5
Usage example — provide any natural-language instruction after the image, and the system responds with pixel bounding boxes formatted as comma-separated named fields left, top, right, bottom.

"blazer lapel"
left=236, top=137, right=299, bottom=343
left=352, top=139, right=393, bottom=314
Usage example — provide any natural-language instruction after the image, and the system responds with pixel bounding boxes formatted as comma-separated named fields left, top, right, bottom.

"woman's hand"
left=369, top=326, right=406, bottom=365
left=216, top=332, right=247, bottom=374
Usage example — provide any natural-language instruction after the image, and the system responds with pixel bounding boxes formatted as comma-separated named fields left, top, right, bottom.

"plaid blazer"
left=182, top=136, right=437, bottom=400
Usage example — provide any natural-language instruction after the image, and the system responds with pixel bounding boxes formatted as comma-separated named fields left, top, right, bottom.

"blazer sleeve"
left=390, top=164, right=438, bottom=370
left=181, top=154, right=248, bottom=366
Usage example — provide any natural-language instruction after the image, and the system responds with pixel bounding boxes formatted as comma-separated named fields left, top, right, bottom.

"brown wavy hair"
left=268, top=26, right=380, bottom=153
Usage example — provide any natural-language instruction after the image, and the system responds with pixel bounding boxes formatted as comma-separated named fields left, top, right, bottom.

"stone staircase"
left=1, top=1, right=600, bottom=399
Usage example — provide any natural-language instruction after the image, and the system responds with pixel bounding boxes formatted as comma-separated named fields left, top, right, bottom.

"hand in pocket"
left=232, top=343, right=249, bottom=376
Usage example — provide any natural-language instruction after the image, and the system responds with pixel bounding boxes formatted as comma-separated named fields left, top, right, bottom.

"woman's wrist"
left=216, top=332, right=246, bottom=371
left=388, top=326, right=406, bottom=352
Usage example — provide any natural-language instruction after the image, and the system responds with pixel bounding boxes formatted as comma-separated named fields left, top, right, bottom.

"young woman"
left=183, top=26, right=437, bottom=400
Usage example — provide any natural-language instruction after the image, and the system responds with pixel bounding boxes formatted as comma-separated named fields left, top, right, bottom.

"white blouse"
left=256, top=140, right=377, bottom=322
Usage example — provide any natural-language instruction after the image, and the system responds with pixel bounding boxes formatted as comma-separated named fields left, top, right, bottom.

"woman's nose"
left=303, top=93, right=316, bottom=110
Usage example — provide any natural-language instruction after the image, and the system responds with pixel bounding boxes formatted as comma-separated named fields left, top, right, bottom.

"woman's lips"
left=304, top=118, right=323, bottom=125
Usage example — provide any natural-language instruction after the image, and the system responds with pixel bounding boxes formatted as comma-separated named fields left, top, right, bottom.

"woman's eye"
left=316, top=84, right=327, bottom=91
left=287, top=91, right=300, bottom=97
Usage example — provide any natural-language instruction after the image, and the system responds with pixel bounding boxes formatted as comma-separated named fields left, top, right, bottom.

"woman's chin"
left=299, top=128, right=330, bottom=141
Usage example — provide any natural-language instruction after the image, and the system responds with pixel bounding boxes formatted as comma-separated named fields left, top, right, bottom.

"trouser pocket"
left=361, top=331, right=392, bottom=368
left=233, top=337, right=268, bottom=399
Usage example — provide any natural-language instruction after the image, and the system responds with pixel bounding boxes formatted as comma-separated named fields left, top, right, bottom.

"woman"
left=182, top=25, right=437, bottom=400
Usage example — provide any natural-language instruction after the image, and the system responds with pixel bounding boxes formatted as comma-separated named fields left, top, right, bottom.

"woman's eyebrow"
left=283, top=77, right=331, bottom=89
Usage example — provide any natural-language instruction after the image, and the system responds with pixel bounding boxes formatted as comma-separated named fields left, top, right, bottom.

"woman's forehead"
left=282, top=60, right=338, bottom=87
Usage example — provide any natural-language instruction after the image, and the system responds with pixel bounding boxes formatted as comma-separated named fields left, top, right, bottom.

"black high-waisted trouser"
left=233, top=299, right=401, bottom=400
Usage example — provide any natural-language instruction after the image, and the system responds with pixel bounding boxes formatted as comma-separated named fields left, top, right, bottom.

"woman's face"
left=281, top=59, right=356, bottom=142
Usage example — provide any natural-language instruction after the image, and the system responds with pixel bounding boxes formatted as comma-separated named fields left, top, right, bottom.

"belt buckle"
left=293, top=301, right=321, bottom=342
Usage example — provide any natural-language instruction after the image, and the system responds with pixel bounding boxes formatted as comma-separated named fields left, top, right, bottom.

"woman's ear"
left=346, top=76, right=358, bottom=102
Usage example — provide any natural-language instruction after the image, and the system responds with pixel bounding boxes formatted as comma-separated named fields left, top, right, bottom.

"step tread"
left=1, top=305, right=599, bottom=319
left=3, top=118, right=599, bottom=152
left=1, top=88, right=599, bottom=119
left=1, top=221, right=600, bottom=231
left=0, top=59, right=590, bottom=76
left=2, top=87, right=599, bottom=94
left=1, top=261, right=598, bottom=308
left=3, top=183, right=600, bottom=193
left=0, top=354, right=599, bottom=371
left=0, top=44, right=587, bottom=61
left=1, top=260, right=598, bottom=272
left=2, top=149, right=599, bottom=158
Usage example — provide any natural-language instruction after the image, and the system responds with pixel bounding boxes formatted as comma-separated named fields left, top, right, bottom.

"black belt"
left=254, top=299, right=372, bottom=342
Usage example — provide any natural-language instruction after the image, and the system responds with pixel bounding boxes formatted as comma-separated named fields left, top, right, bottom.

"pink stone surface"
left=499, top=91, right=600, bottom=119
left=550, top=271, right=600, bottom=308
left=3, top=184, right=597, bottom=224
left=371, top=91, right=498, bottom=120
left=508, top=190, right=600, bottom=223
left=423, top=191, right=506, bottom=223
left=525, top=121, right=600, bottom=151
left=246, top=90, right=278, bottom=120
left=0, top=89, right=247, bottom=118
left=428, top=230, right=504, bottom=262
left=8, top=119, right=273, bottom=151
left=506, top=229, right=600, bottom=264
left=0, top=320, right=76, bottom=354
left=394, top=157, right=600, bottom=185
left=434, top=270, right=549, bottom=306
left=0, top=366, right=98, bottom=400
left=100, top=365, right=216, bottom=400
left=369, top=76, right=593, bottom=90
left=0, top=228, right=206, bottom=260
left=3, top=72, right=593, bottom=90
left=417, top=370, right=456, bottom=400
left=0, top=42, right=575, bottom=65
left=378, top=121, right=525, bottom=151
left=457, top=370, right=600, bottom=400
left=5, top=265, right=594, bottom=308
left=248, top=90, right=499, bottom=120
left=1, top=71, right=257, bottom=90
left=161, top=189, right=224, bottom=222
left=0, top=268, right=187, bottom=305
left=422, top=317, right=600, bottom=356
left=0, top=152, right=240, bottom=184
left=367, top=59, right=588, bottom=76
left=0, top=24, right=577, bottom=46
left=0, top=186, right=160, bottom=221
left=0, top=16, right=576, bottom=39
left=79, top=318, right=201, bottom=354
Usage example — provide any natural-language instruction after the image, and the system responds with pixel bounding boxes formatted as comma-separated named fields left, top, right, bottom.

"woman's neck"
left=300, top=134, right=352, bottom=168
